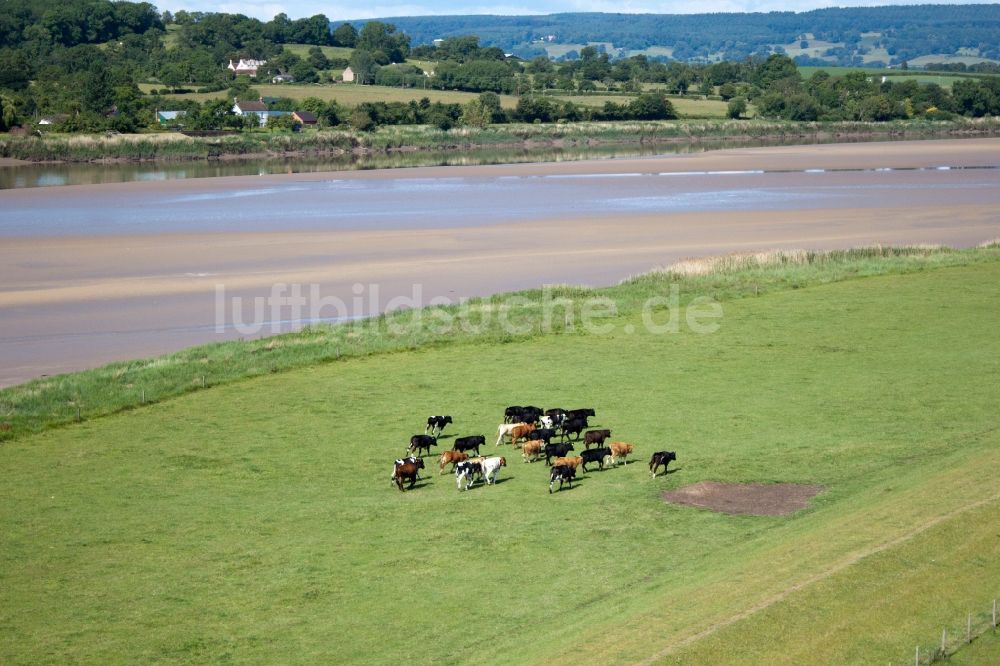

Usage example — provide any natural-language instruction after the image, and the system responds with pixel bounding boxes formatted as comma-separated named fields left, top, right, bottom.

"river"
left=1, top=138, right=998, bottom=387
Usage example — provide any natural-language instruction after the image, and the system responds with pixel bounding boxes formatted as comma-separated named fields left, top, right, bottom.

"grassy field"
left=155, top=83, right=520, bottom=109
left=282, top=43, right=353, bottom=61
left=1, top=249, right=999, bottom=664
left=549, top=93, right=728, bottom=117
left=154, top=84, right=728, bottom=116
left=797, top=66, right=973, bottom=88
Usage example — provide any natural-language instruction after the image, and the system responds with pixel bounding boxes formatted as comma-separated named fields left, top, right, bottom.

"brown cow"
left=609, top=441, right=634, bottom=466
left=584, top=429, right=612, bottom=449
left=509, top=423, right=537, bottom=448
left=521, top=439, right=544, bottom=463
left=439, top=450, right=469, bottom=474
left=551, top=455, right=583, bottom=471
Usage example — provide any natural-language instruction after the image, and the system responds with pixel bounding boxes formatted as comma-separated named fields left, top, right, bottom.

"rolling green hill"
left=361, top=6, right=1000, bottom=67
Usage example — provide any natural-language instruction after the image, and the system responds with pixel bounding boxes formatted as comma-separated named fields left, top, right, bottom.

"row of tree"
left=2, top=1, right=1000, bottom=134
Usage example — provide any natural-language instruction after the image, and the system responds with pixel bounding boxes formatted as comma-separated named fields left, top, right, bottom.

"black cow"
left=528, top=428, right=557, bottom=445
left=503, top=406, right=523, bottom=423
left=560, top=418, right=588, bottom=442
left=520, top=406, right=544, bottom=424
left=549, top=465, right=576, bottom=493
left=544, top=442, right=575, bottom=466
left=583, top=429, right=611, bottom=449
left=580, top=447, right=612, bottom=473
left=649, top=451, right=677, bottom=477
left=452, top=435, right=485, bottom=456
left=425, top=415, right=453, bottom=436
left=566, top=408, right=596, bottom=421
left=408, top=434, right=438, bottom=457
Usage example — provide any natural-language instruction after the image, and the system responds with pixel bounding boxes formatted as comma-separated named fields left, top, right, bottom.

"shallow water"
left=1, top=164, right=998, bottom=237
left=0, top=134, right=923, bottom=190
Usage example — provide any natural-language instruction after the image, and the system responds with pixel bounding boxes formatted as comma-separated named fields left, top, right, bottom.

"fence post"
left=941, top=628, right=946, bottom=655
left=967, top=613, right=972, bottom=643
left=141, top=389, right=145, bottom=404
left=915, top=645, right=919, bottom=666
left=993, top=599, right=997, bottom=628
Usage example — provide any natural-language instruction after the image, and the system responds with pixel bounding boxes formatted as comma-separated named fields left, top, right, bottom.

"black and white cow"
left=425, top=415, right=453, bottom=436
left=549, top=465, right=576, bottom=493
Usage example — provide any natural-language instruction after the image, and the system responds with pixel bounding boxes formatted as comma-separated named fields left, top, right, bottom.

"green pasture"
left=550, top=93, right=729, bottom=117
left=797, top=66, right=970, bottom=89
left=282, top=43, right=353, bottom=61
left=2, top=252, right=999, bottom=664
left=155, top=83, right=520, bottom=109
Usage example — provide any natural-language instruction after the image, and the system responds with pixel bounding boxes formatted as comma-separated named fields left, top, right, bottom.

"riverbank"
left=1, top=243, right=998, bottom=444
left=3, top=117, right=999, bottom=164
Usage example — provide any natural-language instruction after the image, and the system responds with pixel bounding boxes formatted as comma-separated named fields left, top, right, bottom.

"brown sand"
left=1, top=138, right=999, bottom=386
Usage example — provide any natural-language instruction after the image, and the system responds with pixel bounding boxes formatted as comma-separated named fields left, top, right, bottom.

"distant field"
left=797, top=66, right=971, bottom=88
left=282, top=43, right=353, bottom=61
left=549, top=93, right=729, bottom=118
left=162, top=24, right=180, bottom=50
left=625, top=46, right=674, bottom=59
left=1, top=251, right=999, bottom=664
left=147, top=84, right=725, bottom=116
left=152, top=83, right=520, bottom=109
left=909, top=54, right=1000, bottom=67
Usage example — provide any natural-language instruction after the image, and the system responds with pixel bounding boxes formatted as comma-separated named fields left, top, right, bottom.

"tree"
left=159, top=63, right=185, bottom=91
left=82, top=61, right=114, bottom=114
left=461, top=91, right=504, bottom=127
left=357, top=21, right=409, bottom=63
left=307, top=46, right=329, bottom=70
left=0, top=92, right=18, bottom=131
left=627, top=92, right=677, bottom=120
left=349, top=49, right=377, bottom=84
left=332, top=23, right=357, bottom=48
left=349, top=108, right=375, bottom=131
left=727, top=96, right=747, bottom=118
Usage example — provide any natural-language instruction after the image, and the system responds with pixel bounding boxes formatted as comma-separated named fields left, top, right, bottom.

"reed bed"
left=3, top=116, right=999, bottom=163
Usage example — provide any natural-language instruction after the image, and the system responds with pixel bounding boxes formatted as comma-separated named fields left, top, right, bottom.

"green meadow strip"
left=1, top=244, right=997, bottom=444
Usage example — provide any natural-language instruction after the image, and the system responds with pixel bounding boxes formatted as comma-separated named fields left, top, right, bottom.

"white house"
left=227, top=58, right=266, bottom=77
left=342, top=66, right=355, bottom=83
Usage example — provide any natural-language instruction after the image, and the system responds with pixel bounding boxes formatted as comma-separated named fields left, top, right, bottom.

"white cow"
left=480, top=456, right=507, bottom=485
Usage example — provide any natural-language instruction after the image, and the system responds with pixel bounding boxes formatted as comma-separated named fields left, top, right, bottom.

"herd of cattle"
left=390, top=406, right=677, bottom=493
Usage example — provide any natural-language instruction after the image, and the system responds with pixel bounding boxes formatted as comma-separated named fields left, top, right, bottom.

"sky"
left=157, top=0, right=985, bottom=22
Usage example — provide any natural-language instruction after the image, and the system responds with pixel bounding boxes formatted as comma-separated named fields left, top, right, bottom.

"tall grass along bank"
left=3, top=117, right=1000, bottom=164
left=1, top=244, right=997, bottom=444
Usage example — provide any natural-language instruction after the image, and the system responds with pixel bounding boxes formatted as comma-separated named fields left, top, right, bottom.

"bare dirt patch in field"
left=662, top=482, right=824, bottom=516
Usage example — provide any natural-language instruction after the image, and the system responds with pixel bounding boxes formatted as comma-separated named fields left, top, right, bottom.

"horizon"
left=157, top=1, right=993, bottom=23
